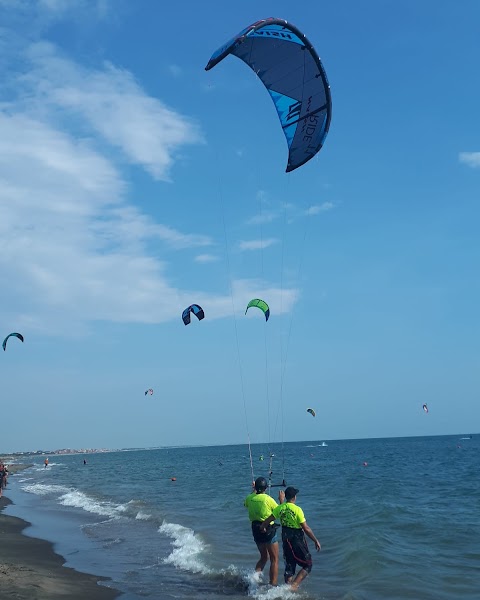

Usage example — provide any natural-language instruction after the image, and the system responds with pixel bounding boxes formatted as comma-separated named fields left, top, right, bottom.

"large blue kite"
left=205, top=18, right=332, bottom=172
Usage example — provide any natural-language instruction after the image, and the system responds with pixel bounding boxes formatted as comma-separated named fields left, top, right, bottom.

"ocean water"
left=5, top=435, right=480, bottom=600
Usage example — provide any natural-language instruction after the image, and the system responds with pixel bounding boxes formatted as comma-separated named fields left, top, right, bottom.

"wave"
left=22, top=483, right=70, bottom=496
left=135, top=510, right=152, bottom=521
left=58, top=489, right=125, bottom=518
left=159, top=521, right=213, bottom=574
left=21, top=480, right=156, bottom=522
left=22, top=482, right=121, bottom=517
left=158, top=521, right=301, bottom=599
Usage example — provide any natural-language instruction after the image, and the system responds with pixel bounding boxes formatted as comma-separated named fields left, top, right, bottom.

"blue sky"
left=1, top=0, right=479, bottom=452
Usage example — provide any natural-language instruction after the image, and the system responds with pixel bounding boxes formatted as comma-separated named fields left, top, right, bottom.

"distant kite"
left=145, top=389, right=153, bottom=396
left=245, top=299, right=270, bottom=322
left=423, top=403, right=428, bottom=413
left=307, top=408, right=316, bottom=417
left=2, top=332, right=24, bottom=351
left=182, top=304, right=205, bottom=326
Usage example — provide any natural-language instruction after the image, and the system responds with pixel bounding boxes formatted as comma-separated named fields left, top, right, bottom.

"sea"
left=4, top=435, right=480, bottom=600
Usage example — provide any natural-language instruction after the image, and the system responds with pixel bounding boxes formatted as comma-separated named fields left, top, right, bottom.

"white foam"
left=158, top=521, right=212, bottom=574
left=135, top=510, right=152, bottom=521
left=22, top=481, right=149, bottom=522
left=58, top=490, right=123, bottom=518
left=102, top=537, right=124, bottom=548
left=246, top=576, right=298, bottom=600
left=22, top=483, right=70, bottom=496
left=33, top=462, right=64, bottom=471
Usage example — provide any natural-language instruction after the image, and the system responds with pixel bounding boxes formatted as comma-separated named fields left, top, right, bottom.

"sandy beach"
left=0, top=494, right=121, bottom=599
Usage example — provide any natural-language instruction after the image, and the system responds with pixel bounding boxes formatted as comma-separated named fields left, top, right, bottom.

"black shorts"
left=282, top=528, right=312, bottom=580
left=251, top=521, right=278, bottom=545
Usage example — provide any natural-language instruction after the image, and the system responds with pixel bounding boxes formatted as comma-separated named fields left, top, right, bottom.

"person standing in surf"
left=260, top=486, right=321, bottom=591
left=0, top=463, right=5, bottom=497
left=244, top=476, right=281, bottom=586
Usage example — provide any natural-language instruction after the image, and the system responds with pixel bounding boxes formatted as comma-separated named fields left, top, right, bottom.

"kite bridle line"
left=257, top=187, right=273, bottom=478
left=215, top=151, right=255, bottom=486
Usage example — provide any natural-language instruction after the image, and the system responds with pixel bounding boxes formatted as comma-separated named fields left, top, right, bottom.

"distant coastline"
left=2, top=431, right=476, bottom=458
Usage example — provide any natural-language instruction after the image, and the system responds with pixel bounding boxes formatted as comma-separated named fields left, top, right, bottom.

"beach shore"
left=0, top=496, right=121, bottom=599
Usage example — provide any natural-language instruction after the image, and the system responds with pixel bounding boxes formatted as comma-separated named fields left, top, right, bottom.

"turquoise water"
left=5, top=435, right=480, bottom=599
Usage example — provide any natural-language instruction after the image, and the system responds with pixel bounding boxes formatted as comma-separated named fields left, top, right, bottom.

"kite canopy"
left=245, top=299, right=270, bottom=321
left=182, top=304, right=205, bottom=326
left=307, top=408, right=316, bottom=417
left=2, top=332, right=24, bottom=351
left=422, top=403, right=428, bottom=413
left=145, top=389, right=154, bottom=396
left=205, top=17, right=332, bottom=172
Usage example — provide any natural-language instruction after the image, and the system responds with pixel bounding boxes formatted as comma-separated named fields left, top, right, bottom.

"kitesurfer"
left=260, top=486, right=321, bottom=591
left=44, top=458, right=49, bottom=468
left=244, top=476, right=282, bottom=586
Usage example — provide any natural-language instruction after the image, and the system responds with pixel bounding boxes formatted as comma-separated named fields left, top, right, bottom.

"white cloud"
left=247, top=211, right=278, bottom=225
left=239, top=238, right=278, bottom=251
left=168, top=64, right=182, bottom=78
left=0, top=21, right=299, bottom=337
left=0, top=110, right=208, bottom=334
left=459, top=152, right=480, bottom=169
left=0, top=0, right=110, bottom=22
left=194, top=254, right=219, bottom=263
left=305, top=202, right=334, bottom=215
left=20, top=42, right=203, bottom=181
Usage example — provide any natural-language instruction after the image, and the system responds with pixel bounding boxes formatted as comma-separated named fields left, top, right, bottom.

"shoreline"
left=0, top=496, right=121, bottom=599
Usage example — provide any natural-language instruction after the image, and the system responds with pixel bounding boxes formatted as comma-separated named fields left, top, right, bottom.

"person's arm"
left=278, top=490, right=285, bottom=503
left=301, top=521, right=321, bottom=551
left=259, top=513, right=275, bottom=531
left=259, top=502, right=281, bottom=532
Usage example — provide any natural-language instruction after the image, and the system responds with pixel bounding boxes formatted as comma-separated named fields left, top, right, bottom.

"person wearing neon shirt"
left=244, top=476, right=282, bottom=586
left=261, top=486, right=321, bottom=591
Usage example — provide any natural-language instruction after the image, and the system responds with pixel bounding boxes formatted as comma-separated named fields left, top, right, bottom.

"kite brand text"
left=255, top=31, right=293, bottom=40
left=301, top=96, right=318, bottom=150
left=302, top=114, right=319, bottom=141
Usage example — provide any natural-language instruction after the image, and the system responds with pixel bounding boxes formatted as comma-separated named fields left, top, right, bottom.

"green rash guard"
left=244, top=492, right=278, bottom=522
left=272, top=502, right=306, bottom=528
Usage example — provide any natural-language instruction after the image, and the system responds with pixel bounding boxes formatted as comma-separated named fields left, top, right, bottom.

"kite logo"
left=286, top=100, right=302, bottom=122
left=302, top=114, right=321, bottom=157
left=254, top=30, right=293, bottom=40
left=302, top=114, right=319, bottom=141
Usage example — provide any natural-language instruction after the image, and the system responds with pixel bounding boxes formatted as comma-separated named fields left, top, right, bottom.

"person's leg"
left=266, top=542, right=279, bottom=585
left=290, top=568, right=308, bottom=591
left=255, top=543, right=268, bottom=573
left=288, top=536, right=312, bottom=590
left=283, top=540, right=296, bottom=584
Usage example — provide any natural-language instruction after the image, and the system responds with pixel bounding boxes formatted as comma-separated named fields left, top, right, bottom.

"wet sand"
left=0, top=496, right=121, bottom=599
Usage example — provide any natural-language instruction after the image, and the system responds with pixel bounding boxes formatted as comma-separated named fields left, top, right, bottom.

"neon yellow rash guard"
left=272, top=502, right=306, bottom=528
left=244, top=492, right=278, bottom=522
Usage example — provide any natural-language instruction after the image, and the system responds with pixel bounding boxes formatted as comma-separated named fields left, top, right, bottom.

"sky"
left=1, top=0, right=479, bottom=452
